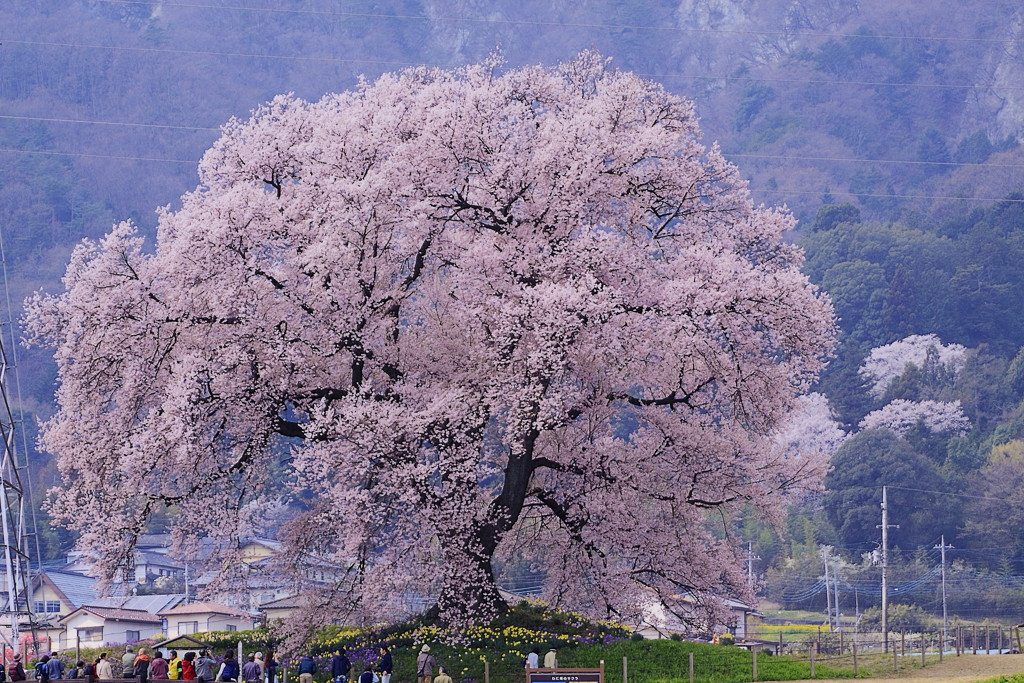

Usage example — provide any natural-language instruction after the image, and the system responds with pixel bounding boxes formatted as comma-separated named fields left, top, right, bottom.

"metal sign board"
left=527, top=666, right=604, bottom=683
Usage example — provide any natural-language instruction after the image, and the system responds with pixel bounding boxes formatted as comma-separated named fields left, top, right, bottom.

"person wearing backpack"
left=35, top=656, right=50, bottom=683
left=7, top=654, right=25, bottom=683
left=215, top=652, right=239, bottom=683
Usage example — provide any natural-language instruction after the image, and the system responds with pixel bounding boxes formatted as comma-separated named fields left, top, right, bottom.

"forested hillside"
left=2, top=1, right=1024, bottom=617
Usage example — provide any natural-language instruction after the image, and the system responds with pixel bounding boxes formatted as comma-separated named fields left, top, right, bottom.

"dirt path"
left=812, top=653, right=1024, bottom=682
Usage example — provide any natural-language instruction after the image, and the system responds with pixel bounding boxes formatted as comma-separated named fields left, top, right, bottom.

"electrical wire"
left=4, top=38, right=1023, bottom=92
left=0, top=114, right=219, bottom=132
left=86, top=0, right=1023, bottom=46
left=4, top=113, right=1023, bottom=171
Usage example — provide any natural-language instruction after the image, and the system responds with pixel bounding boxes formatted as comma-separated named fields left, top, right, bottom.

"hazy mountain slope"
left=1, top=0, right=1023, bottom=561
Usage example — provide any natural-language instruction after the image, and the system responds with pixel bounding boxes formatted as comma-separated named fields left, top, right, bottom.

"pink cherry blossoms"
left=859, top=334, right=967, bottom=399
left=24, top=53, right=835, bottom=634
left=859, top=398, right=970, bottom=436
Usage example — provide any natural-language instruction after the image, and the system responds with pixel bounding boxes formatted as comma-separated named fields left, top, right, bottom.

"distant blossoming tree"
left=775, top=393, right=848, bottom=467
left=24, top=54, right=835, bottom=633
left=859, top=334, right=967, bottom=399
left=859, top=399, right=970, bottom=436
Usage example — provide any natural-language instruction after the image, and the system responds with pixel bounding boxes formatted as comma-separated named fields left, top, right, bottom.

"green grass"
left=44, top=605, right=860, bottom=683
left=418, top=639, right=855, bottom=683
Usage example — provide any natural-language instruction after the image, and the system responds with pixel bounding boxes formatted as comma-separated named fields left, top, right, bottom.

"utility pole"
left=822, top=545, right=833, bottom=631
left=833, top=558, right=841, bottom=631
left=878, top=486, right=898, bottom=652
left=745, top=542, right=760, bottom=591
left=934, top=536, right=953, bottom=646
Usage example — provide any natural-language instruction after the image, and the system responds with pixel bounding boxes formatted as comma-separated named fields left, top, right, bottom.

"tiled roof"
left=90, top=594, right=188, bottom=614
left=41, top=570, right=99, bottom=609
left=158, top=601, right=254, bottom=618
left=63, top=606, right=161, bottom=624
left=258, top=594, right=301, bottom=609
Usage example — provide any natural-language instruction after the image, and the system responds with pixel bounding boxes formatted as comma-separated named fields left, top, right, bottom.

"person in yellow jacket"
left=543, top=649, right=558, bottom=669
left=433, top=668, right=452, bottom=683
left=168, top=652, right=182, bottom=680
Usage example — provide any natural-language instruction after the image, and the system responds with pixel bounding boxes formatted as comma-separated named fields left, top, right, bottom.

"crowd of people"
left=7, top=648, right=280, bottom=683
left=295, top=646, right=392, bottom=683
left=8, top=640, right=561, bottom=683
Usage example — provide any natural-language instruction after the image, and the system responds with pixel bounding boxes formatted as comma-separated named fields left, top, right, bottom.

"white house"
left=158, top=601, right=258, bottom=635
left=58, top=606, right=162, bottom=647
left=636, top=594, right=760, bottom=640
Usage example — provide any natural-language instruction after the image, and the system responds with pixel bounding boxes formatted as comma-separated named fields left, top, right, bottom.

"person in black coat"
left=377, top=648, right=392, bottom=683
left=330, top=651, right=351, bottom=683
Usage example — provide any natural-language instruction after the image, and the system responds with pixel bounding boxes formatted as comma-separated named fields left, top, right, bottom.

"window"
left=126, top=630, right=141, bottom=643
left=178, top=621, right=199, bottom=635
left=33, top=601, right=61, bottom=613
left=79, top=627, right=103, bottom=642
left=227, top=625, right=237, bottom=632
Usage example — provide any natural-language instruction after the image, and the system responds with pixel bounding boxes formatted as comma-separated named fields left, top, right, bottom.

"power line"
left=886, top=485, right=1013, bottom=504
left=0, top=114, right=219, bottom=132
left=3, top=146, right=1021, bottom=205
left=0, top=147, right=197, bottom=164
left=5, top=114, right=1023, bottom=171
left=4, top=38, right=1023, bottom=92
left=0, top=39, right=433, bottom=68
left=725, top=153, right=1024, bottom=170
left=89, top=0, right=1021, bottom=45
left=756, top=189, right=1024, bottom=203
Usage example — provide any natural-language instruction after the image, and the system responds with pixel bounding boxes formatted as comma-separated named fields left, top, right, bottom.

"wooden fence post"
left=986, top=623, right=991, bottom=653
left=809, top=646, right=815, bottom=679
left=892, top=639, right=898, bottom=673
left=852, top=641, right=858, bottom=678
left=973, top=624, right=978, bottom=655
left=1017, top=626, right=1023, bottom=655
left=921, top=634, right=926, bottom=667
left=778, top=631, right=783, bottom=656
left=484, top=661, right=490, bottom=683
left=688, top=652, right=694, bottom=683
left=939, top=631, right=943, bottom=663
left=622, top=656, right=627, bottom=683
left=752, top=648, right=757, bottom=682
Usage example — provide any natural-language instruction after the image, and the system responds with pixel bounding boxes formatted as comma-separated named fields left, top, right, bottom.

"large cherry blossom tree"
left=25, top=54, right=835, bottom=631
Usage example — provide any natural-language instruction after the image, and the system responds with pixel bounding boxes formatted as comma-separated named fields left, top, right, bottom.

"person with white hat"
left=415, top=646, right=435, bottom=683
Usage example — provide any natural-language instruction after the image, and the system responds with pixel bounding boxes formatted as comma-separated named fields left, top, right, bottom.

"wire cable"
left=4, top=39, right=1023, bottom=92
left=87, top=0, right=1023, bottom=46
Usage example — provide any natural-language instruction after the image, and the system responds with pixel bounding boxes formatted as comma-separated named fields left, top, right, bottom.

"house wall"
left=103, top=621, right=163, bottom=646
left=261, top=606, right=296, bottom=622
left=33, top=583, right=71, bottom=617
left=165, top=613, right=255, bottom=635
left=239, top=542, right=276, bottom=563
left=62, top=612, right=107, bottom=649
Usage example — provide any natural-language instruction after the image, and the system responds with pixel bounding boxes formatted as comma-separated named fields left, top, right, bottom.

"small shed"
left=153, top=634, right=212, bottom=657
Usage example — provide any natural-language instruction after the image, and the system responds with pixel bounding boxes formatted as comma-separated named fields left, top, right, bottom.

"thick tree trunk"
left=430, top=532, right=507, bottom=624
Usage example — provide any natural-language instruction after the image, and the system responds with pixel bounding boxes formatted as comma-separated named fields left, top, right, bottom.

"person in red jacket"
left=180, top=654, right=196, bottom=681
